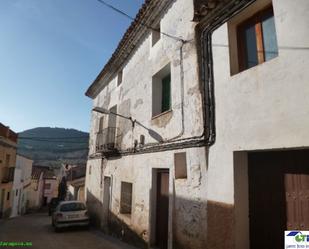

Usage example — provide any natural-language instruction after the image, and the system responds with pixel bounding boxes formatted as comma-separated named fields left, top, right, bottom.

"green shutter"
left=161, top=74, right=171, bottom=112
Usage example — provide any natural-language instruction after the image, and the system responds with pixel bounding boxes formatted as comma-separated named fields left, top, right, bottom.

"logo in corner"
left=285, top=231, right=309, bottom=248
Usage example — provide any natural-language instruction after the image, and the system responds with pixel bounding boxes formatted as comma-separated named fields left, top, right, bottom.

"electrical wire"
left=97, top=0, right=185, bottom=42
left=19, top=136, right=88, bottom=139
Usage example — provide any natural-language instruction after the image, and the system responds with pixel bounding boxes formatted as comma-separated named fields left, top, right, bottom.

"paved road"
left=0, top=212, right=138, bottom=249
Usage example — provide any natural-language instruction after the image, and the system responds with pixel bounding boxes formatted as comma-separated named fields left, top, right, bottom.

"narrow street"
left=0, top=212, right=138, bottom=249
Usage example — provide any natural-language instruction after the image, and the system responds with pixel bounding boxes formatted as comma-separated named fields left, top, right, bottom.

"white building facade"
left=85, top=0, right=207, bottom=248
left=195, top=0, right=309, bottom=248
left=11, top=155, right=33, bottom=217
left=86, top=0, right=309, bottom=248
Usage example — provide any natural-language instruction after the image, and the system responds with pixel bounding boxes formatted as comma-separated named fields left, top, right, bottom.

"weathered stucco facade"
left=195, top=0, right=309, bottom=248
left=0, top=123, right=18, bottom=218
left=86, top=0, right=309, bottom=248
left=11, top=155, right=33, bottom=217
left=86, top=0, right=207, bottom=248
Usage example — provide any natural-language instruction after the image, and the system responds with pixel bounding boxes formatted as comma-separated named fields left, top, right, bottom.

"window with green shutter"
left=161, top=74, right=171, bottom=113
left=152, top=63, right=171, bottom=117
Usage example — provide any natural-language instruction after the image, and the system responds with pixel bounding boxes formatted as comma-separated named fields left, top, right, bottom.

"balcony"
left=96, top=127, right=122, bottom=156
left=1, top=167, right=15, bottom=184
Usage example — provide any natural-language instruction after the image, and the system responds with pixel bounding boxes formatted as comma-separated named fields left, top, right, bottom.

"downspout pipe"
left=200, top=0, right=257, bottom=147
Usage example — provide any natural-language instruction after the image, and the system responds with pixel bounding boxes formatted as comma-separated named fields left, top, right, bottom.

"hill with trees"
left=17, top=127, right=89, bottom=168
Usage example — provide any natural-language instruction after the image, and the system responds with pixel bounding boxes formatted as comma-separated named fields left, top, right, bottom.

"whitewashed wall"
left=207, top=0, right=309, bottom=248
left=86, top=0, right=207, bottom=248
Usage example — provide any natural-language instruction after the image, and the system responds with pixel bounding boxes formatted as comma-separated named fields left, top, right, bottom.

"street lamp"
left=92, top=107, right=163, bottom=142
left=92, top=107, right=135, bottom=127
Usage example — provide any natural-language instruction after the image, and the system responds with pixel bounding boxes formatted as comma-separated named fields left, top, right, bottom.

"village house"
left=67, top=164, right=86, bottom=202
left=11, top=154, right=33, bottom=217
left=193, top=0, right=309, bottom=248
left=85, top=0, right=206, bottom=248
left=28, top=166, right=45, bottom=210
left=0, top=123, right=18, bottom=218
left=28, top=166, right=57, bottom=209
left=85, top=0, right=309, bottom=249
left=42, top=169, right=58, bottom=206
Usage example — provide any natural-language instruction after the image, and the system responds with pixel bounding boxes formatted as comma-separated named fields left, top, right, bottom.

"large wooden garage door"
left=248, top=150, right=309, bottom=249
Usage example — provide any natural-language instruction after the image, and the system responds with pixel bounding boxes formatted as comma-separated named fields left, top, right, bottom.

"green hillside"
left=17, top=127, right=89, bottom=168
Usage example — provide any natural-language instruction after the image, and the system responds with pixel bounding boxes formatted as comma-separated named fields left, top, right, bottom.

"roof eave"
left=85, top=0, right=174, bottom=99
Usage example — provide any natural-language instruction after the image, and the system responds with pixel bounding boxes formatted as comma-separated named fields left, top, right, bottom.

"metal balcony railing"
left=1, top=167, right=14, bottom=183
left=96, top=127, right=122, bottom=154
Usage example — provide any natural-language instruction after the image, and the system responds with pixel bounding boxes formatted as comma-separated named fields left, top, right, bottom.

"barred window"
left=120, top=182, right=133, bottom=214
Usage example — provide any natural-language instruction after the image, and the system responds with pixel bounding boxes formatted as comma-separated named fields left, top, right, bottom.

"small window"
left=7, top=191, right=10, bottom=201
left=16, top=190, right=18, bottom=196
left=5, top=154, right=10, bottom=167
left=174, top=152, right=187, bottom=179
left=152, top=64, right=171, bottom=117
left=117, top=70, right=123, bottom=86
left=44, top=183, right=51, bottom=190
left=120, top=181, right=132, bottom=214
left=8, top=167, right=15, bottom=181
left=98, top=116, right=104, bottom=133
left=88, top=165, right=92, bottom=175
left=152, top=22, right=161, bottom=46
left=237, top=5, right=278, bottom=71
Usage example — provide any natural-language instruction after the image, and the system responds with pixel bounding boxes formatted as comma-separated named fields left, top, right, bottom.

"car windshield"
left=51, top=199, right=58, bottom=204
left=60, top=203, right=86, bottom=212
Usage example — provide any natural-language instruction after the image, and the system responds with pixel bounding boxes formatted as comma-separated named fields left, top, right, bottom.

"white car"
left=52, top=201, right=89, bottom=232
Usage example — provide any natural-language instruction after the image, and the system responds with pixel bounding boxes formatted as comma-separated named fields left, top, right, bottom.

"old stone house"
left=85, top=0, right=206, bottom=248
left=85, top=0, right=309, bottom=249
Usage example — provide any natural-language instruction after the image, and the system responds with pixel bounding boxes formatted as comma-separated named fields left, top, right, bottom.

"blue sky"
left=0, top=0, right=143, bottom=133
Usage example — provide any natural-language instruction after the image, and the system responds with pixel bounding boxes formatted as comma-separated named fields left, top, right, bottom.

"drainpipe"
left=166, top=41, right=186, bottom=141
left=200, top=0, right=257, bottom=146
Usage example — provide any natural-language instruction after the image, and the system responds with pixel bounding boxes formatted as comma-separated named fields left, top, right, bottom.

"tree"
left=58, top=176, right=67, bottom=201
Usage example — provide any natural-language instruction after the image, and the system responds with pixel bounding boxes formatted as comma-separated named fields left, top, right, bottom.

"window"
left=174, top=152, right=187, bottom=179
left=60, top=202, right=86, bottom=212
left=16, top=190, right=18, bottom=196
left=5, top=154, right=10, bottom=167
left=8, top=167, right=15, bottom=182
left=117, top=70, right=123, bottom=86
left=120, top=182, right=132, bottom=214
left=44, top=183, right=51, bottom=190
left=152, top=22, right=161, bottom=46
left=152, top=64, right=171, bottom=117
left=7, top=191, right=10, bottom=201
left=88, top=165, right=92, bottom=175
left=237, top=5, right=278, bottom=71
left=98, top=116, right=104, bottom=133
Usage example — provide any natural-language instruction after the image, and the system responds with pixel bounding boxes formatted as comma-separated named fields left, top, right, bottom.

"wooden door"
left=156, top=170, right=169, bottom=249
left=0, top=189, right=4, bottom=216
left=103, top=176, right=111, bottom=227
left=248, top=150, right=309, bottom=249
left=285, top=152, right=309, bottom=230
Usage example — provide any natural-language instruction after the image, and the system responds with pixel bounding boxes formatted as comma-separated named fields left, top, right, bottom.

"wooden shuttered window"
left=237, top=5, right=278, bottom=71
left=161, top=74, right=171, bottom=113
left=120, top=182, right=133, bottom=214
